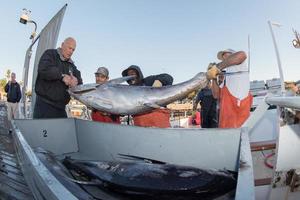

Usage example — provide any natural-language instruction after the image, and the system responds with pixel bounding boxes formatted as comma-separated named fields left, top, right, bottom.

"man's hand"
left=69, top=75, right=78, bottom=87
left=62, top=74, right=71, bottom=86
left=206, top=63, right=220, bottom=80
left=152, top=80, right=162, bottom=87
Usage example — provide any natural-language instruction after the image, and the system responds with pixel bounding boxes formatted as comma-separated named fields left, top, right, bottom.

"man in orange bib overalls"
left=207, top=49, right=253, bottom=128
left=121, top=65, right=173, bottom=128
left=91, top=67, right=121, bottom=124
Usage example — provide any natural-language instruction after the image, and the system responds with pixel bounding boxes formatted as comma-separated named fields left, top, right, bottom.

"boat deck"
left=0, top=102, right=34, bottom=200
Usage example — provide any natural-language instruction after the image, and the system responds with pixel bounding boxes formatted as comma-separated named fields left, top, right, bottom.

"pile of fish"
left=35, top=149, right=236, bottom=199
left=63, top=157, right=237, bottom=199
left=68, top=72, right=207, bottom=115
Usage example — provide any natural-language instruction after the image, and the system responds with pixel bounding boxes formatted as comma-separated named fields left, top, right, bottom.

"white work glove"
left=152, top=80, right=162, bottom=87
left=206, top=63, right=221, bottom=80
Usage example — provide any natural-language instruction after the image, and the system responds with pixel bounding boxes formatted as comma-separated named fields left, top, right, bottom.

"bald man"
left=34, top=37, right=82, bottom=118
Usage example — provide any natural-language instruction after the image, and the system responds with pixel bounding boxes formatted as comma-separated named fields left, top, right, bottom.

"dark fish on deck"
left=63, top=157, right=237, bottom=199
left=68, top=72, right=207, bottom=115
left=35, top=148, right=95, bottom=200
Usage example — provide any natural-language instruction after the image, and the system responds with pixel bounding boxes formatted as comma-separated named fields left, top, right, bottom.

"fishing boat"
left=8, top=92, right=300, bottom=200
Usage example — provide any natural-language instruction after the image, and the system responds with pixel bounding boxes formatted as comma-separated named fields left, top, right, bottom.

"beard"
left=130, top=78, right=141, bottom=85
left=130, top=79, right=136, bottom=85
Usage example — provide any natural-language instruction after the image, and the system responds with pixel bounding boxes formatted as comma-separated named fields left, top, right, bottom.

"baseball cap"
left=95, top=67, right=109, bottom=77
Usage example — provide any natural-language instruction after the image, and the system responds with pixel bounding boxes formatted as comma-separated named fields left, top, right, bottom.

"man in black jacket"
left=193, top=83, right=218, bottom=128
left=121, top=65, right=173, bottom=128
left=5, top=72, right=21, bottom=120
left=33, top=37, right=82, bottom=118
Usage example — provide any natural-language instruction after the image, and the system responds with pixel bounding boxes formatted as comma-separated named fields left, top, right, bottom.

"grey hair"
left=64, top=37, right=76, bottom=43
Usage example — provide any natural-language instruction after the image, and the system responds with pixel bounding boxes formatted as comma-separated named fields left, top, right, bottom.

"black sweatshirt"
left=121, top=65, right=173, bottom=86
left=35, top=49, right=82, bottom=109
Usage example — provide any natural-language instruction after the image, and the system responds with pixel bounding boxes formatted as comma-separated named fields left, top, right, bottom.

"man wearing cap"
left=207, top=49, right=253, bottom=128
left=121, top=65, right=173, bottom=128
left=91, top=67, right=121, bottom=124
left=95, top=67, right=109, bottom=84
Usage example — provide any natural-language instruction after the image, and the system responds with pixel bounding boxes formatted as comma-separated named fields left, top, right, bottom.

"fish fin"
left=143, top=102, right=162, bottom=109
left=118, top=154, right=166, bottom=164
left=69, top=83, right=99, bottom=94
left=107, top=75, right=135, bottom=84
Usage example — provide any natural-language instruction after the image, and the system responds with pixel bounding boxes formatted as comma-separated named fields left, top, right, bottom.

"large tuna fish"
left=68, top=72, right=207, bottom=115
left=63, top=157, right=237, bottom=199
left=34, top=148, right=95, bottom=200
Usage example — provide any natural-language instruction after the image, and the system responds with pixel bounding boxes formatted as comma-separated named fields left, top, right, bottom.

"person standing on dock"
left=4, top=72, right=21, bottom=120
left=33, top=37, right=82, bottom=118
left=207, top=49, right=252, bottom=128
left=91, top=67, right=121, bottom=124
left=193, top=83, right=218, bottom=128
left=121, top=65, right=173, bottom=128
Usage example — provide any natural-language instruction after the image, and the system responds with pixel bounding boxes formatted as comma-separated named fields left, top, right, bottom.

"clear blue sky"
left=1, top=0, right=300, bottom=87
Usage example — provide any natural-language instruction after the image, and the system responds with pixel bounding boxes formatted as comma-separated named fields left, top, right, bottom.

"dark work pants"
left=201, top=109, right=218, bottom=128
left=33, top=97, right=67, bottom=119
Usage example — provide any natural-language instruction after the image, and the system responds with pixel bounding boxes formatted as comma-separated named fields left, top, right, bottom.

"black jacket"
left=195, top=87, right=218, bottom=128
left=195, top=87, right=217, bottom=112
left=35, top=49, right=82, bottom=109
left=5, top=82, right=21, bottom=103
left=121, top=65, right=173, bottom=86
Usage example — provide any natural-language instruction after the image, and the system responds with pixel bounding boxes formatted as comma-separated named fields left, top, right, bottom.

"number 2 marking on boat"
left=43, top=130, right=47, bottom=137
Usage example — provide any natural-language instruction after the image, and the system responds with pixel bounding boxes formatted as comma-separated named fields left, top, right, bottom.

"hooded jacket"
left=121, top=65, right=173, bottom=86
